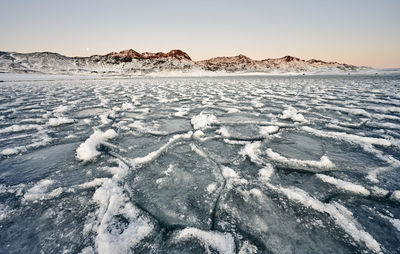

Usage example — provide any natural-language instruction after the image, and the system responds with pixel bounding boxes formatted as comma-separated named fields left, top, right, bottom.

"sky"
left=0, top=0, right=399, bottom=68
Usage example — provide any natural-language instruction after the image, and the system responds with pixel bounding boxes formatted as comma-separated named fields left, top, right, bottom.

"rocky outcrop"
left=105, top=49, right=191, bottom=63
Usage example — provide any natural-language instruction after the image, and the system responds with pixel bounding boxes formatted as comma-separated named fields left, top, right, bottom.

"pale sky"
left=1, top=0, right=399, bottom=68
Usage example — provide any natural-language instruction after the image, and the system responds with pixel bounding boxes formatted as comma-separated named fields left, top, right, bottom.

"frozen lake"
left=0, top=75, right=400, bottom=253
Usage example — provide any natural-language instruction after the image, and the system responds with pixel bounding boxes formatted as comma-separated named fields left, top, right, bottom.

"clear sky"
left=1, top=0, right=399, bottom=68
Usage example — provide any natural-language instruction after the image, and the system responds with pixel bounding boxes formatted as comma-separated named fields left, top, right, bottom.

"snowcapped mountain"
left=0, top=49, right=370, bottom=75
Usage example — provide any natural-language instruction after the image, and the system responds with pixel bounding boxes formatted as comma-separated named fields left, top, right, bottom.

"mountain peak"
left=165, top=50, right=192, bottom=60
left=280, top=55, right=301, bottom=62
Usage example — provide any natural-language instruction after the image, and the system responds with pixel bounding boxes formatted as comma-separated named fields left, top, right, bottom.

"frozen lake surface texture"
left=0, top=75, right=400, bottom=254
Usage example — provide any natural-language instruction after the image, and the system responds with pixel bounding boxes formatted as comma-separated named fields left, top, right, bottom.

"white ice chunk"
left=206, top=183, right=218, bottom=194
left=2, top=148, right=21, bottom=156
left=0, top=124, right=42, bottom=134
left=239, top=142, right=263, bottom=165
left=390, top=190, right=400, bottom=202
left=121, top=102, right=134, bottom=110
left=131, top=131, right=192, bottom=165
left=302, top=126, right=391, bottom=147
left=23, top=179, right=62, bottom=201
left=217, top=126, right=230, bottom=138
left=222, top=166, right=239, bottom=179
left=258, top=164, right=274, bottom=182
left=316, top=174, right=370, bottom=196
left=191, top=113, right=218, bottom=130
left=370, top=186, right=389, bottom=197
left=280, top=106, right=307, bottom=122
left=174, top=107, right=189, bottom=117
left=266, top=148, right=335, bottom=170
left=259, top=126, right=279, bottom=136
left=48, top=117, right=74, bottom=126
left=175, top=227, right=235, bottom=254
left=76, top=129, right=117, bottom=162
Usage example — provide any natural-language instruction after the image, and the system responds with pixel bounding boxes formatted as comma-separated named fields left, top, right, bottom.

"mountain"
left=0, top=49, right=369, bottom=75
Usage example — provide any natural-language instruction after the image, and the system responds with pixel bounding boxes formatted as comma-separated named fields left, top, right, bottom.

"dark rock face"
left=281, top=56, right=300, bottom=62
left=307, top=59, right=326, bottom=64
left=106, top=49, right=142, bottom=62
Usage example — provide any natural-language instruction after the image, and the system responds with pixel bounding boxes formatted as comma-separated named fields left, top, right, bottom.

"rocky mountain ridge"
left=0, top=49, right=369, bottom=75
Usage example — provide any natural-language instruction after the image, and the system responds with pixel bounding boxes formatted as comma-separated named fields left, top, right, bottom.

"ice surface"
left=0, top=75, right=399, bottom=253
left=270, top=185, right=382, bottom=253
